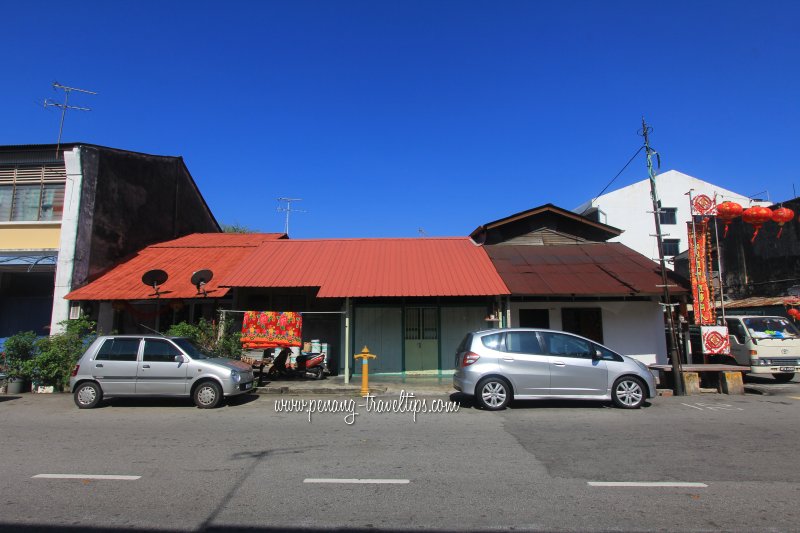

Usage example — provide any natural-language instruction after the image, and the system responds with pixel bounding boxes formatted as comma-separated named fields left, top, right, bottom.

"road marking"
left=304, top=478, right=409, bottom=484
left=33, top=474, right=141, bottom=480
left=588, top=481, right=708, bottom=488
left=682, top=402, right=743, bottom=411
left=790, top=396, right=800, bottom=400
left=681, top=403, right=704, bottom=410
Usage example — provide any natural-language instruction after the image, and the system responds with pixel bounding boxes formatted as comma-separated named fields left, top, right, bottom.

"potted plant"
left=3, top=331, right=37, bottom=394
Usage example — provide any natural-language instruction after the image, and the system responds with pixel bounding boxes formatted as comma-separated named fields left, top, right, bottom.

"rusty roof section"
left=485, top=243, right=690, bottom=296
left=470, top=203, right=622, bottom=241
left=66, top=233, right=285, bottom=301
left=222, top=238, right=510, bottom=297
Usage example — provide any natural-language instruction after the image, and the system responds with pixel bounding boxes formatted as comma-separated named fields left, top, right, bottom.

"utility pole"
left=43, top=82, right=97, bottom=158
left=641, top=117, right=684, bottom=396
left=277, top=197, right=305, bottom=236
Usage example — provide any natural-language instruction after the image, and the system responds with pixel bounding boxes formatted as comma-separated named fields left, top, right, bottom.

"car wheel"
left=74, top=382, right=102, bottom=409
left=773, top=373, right=795, bottom=383
left=475, top=377, right=511, bottom=410
left=193, top=381, right=222, bottom=409
left=612, top=376, right=646, bottom=409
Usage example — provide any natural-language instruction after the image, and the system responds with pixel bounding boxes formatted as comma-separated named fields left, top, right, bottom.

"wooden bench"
left=649, top=364, right=747, bottom=395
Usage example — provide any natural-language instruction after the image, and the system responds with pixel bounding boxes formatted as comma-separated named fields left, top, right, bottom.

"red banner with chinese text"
left=688, top=221, right=715, bottom=325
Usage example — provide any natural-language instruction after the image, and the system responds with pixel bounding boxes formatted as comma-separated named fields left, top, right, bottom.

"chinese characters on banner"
left=687, top=220, right=715, bottom=325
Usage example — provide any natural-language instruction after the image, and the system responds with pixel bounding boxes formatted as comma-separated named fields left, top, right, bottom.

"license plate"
left=244, top=382, right=252, bottom=389
left=779, top=367, right=795, bottom=372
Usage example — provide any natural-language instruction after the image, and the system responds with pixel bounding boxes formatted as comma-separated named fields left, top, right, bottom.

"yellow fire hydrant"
left=354, top=345, right=377, bottom=397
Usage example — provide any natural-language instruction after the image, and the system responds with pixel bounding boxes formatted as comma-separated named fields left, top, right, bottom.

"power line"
left=580, top=145, right=645, bottom=215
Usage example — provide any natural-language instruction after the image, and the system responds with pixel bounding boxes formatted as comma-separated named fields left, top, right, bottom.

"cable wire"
left=580, top=145, right=645, bottom=215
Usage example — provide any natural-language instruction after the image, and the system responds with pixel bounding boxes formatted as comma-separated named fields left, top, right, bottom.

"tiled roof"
left=221, top=238, right=510, bottom=297
left=485, top=243, right=690, bottom=296
left=65, top=233, right=283, bottom=301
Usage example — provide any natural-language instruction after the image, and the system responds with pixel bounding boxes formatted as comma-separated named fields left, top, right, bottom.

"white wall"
left=575, top=170, right=768, bottom=268
left=50, top=147, right=83, bottom=334
left=510, top=300, right=667, bottom=364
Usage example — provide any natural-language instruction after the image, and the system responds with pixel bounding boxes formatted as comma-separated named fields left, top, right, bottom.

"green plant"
left=3, top=331, right=38, bottom=380
left=29, top=317, right=96, bottom=391
left=166, top=317, right=242, bottom=359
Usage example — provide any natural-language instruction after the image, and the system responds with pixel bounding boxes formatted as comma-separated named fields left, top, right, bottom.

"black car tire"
left=773, top=373, right=795, bottom=383
left=611, top=376, right=646, bottom=409
left=475, top=377, right=512, bottom=410
left=193, top=381, right=223, bottom=409
left=74, top=382, right=103, bottom=409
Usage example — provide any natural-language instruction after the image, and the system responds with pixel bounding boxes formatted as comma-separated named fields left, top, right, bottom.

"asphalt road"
left=0, top=377, right=798, bottom=533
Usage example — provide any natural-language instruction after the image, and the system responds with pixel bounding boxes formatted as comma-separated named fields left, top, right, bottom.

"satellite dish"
left=191, top=269, right=213, bottom=297
left=142, top=269, right=168, bottom=297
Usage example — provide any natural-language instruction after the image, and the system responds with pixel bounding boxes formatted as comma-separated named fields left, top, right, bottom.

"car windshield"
left=743, top=317, right=800, bottom=339
left=172, top=338, right=213, bottom=359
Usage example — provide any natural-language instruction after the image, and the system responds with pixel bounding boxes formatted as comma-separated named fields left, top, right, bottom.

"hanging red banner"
left=691, top=194, right=716, bottom=217
left=688, top=221, right=715, bottom=325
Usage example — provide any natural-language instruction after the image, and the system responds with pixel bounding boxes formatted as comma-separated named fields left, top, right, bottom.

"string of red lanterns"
left=714, top=201, right=795, bottom=242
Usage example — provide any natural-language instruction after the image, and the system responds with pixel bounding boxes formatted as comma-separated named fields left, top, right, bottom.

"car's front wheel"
left=612, top=376, right=646, bottom=409
left=74, top=382, right=103, bottom=409
left=475, top=377, right=512, bottom=410
left=773, top=373, right=795, bottom=383
left=193, top=381, right=223, bottom=409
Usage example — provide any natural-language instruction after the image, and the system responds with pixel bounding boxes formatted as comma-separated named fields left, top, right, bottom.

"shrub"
left=29, top=317, right=96, bottom=391
left=166, top=317, right=242, bottom=359
left=3, top=331, right=38, bottom=380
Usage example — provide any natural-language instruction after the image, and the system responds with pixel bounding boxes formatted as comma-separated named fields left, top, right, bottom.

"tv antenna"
left=277, top=197, right=305, bottom=236
left=43, top=81, right=97, bottom=158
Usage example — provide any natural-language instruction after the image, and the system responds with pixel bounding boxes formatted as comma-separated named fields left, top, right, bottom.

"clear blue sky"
left=3, top=1, right=798, bottom=238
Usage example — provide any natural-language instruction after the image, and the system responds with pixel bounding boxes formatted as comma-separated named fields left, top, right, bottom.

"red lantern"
left=715, top=201, right=743, bottom=238
left=788, top=308, right=800, bottom=321
left=742, top=206, right=773, bottom=242
left=771, top=207, right=794, bottom=238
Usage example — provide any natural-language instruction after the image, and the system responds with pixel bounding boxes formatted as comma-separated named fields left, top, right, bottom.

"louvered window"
left=0, top=164, right=66, bottom=222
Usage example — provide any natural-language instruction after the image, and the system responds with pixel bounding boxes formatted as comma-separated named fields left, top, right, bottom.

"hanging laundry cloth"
left=241, top=311, right=303, bottom=349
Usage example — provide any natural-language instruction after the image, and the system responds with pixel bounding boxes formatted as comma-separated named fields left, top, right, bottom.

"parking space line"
left=588, top=481, right=707, bottom=488
left=304, top=478, right=409, bottom=484
left=33, top=474, right=141, bottom=480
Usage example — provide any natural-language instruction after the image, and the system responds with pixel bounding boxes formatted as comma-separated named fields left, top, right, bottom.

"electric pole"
left=641, top=117, right=684, bottom=396
left=43, top=82, right=97, bottom=158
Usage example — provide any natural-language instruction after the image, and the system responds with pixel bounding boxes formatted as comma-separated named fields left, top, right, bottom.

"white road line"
left=588, top=481, right=708, bottom=488
left=681, top=403, right=704, bottom=410
left=304, top=478, right=410, bottom=484
left=32, top=474, right=141, bottom=480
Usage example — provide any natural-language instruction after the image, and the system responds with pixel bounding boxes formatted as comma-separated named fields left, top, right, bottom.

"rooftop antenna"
left=43, top=81, right=97, bottom=158
left=277, top=197, right=305, bottom=237
left=418, top=227, right=427, bottom=237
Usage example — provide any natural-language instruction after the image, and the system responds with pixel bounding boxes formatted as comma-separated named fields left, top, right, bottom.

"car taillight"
left=71, top=364, right=80, bottom=377
left=462, top=352, right=480, bottom=366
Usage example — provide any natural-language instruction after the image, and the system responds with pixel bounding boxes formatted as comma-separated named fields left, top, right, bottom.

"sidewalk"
left=255, top=374, right=456, bottom=396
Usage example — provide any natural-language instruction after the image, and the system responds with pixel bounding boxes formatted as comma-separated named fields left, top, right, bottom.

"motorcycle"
left=267, top=347, right=326, bottom=380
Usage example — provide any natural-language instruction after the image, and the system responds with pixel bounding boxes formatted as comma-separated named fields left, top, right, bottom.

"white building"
left=573, top=170, right=767, bottom=267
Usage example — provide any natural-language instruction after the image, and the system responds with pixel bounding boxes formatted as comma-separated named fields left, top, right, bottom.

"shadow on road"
left=0, top=525, right=486, bottom=533
left=99, top=392, right=260, bottom=409
left=449, top=391, right=651, bottom=410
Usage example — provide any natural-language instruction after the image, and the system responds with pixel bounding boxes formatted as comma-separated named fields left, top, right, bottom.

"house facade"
left=0, top=144, right=219, bottom=339
left=573, top=170, right=767, bottom=267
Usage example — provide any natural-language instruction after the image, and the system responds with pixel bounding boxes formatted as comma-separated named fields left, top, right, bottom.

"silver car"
left=69, top=335, right=255, bottom=409
left=453, top=328, right=657, bottom=410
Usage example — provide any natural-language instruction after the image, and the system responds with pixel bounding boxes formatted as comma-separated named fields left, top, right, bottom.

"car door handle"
left=142, top=364, right=150, bottom=369
left=554, top=361, right=566, bottom=367
left=502, top=357, right=515, bottom=362
left=95, top=363, right=103, bottom=368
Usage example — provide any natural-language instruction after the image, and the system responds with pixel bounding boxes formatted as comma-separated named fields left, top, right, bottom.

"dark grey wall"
left=72, top=146, right=220, bottom=288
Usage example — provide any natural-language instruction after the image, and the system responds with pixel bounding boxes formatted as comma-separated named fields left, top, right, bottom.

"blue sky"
left=3, top=1, right=798, bottom=238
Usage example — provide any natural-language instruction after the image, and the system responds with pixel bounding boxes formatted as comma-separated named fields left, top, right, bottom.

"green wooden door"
left=404, top=307, right=438, bottom=371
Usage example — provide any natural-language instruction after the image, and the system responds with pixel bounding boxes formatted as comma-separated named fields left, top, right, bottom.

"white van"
left=724, top=315, right=800, bottom=382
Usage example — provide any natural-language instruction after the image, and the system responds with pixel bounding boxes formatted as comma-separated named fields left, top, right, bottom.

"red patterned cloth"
left=241, top=311, right=302, bottom=349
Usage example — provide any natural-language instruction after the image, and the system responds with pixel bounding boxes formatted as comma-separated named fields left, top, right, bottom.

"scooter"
left=268, top=347, right=326, bottom=380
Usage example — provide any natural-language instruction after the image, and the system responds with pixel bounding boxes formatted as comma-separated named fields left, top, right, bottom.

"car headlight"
left=230, top=371, right=242, bottom=383
left=762, top=359, right=771, bottom=366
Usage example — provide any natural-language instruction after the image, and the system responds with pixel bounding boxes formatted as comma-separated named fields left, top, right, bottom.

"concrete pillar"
left=719, top=371, right=745, bottom=395
left=683, top=372, right=701, bottom=395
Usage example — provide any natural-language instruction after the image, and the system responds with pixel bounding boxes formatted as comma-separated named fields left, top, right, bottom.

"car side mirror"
left=174, top=355, right=186, bottom=363
left=592, top=349, right=603, bottom=360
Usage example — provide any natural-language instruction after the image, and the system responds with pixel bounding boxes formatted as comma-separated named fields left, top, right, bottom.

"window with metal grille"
left=658, top=207, right=678, bottom=225
left=663, top=238, right=681, bottom=256
left=0, top=165, right=66, bottom=222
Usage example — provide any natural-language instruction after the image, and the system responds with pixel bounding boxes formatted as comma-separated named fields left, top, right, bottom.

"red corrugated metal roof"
left=222, top=238, right=510, bottom=297
left=66, top=233, right=281, bottom=301
left=485, top=243, right=690, bottom=296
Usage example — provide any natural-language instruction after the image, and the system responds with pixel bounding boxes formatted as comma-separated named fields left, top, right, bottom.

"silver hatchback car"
left=69, top=335, right=255, bottom=409
left=453, top=328, right=657, bottom=410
